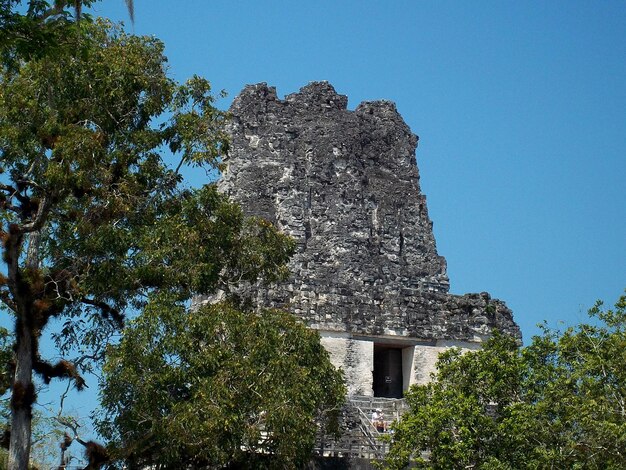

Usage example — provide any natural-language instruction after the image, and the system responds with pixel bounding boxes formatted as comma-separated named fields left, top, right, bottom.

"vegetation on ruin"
left=385, top=293, right=626, bottom=470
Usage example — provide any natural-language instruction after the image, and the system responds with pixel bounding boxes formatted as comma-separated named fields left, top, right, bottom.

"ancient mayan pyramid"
left=219, top=82, right=519, bottom=397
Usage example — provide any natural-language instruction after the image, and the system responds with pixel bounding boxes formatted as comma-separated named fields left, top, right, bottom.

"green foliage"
left=386, top=293, right=626, bottom=470
left=97, top=298, right=346, bottom=469
left=0, top=2, right=119, bottom=72
left=385, top=333, right=522, bottom=470
left=0, top=10, right=294, bottom=468
left=0, top=15, right=281, bottom=372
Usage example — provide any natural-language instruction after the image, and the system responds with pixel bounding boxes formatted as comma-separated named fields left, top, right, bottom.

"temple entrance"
left=373, top=344, right=404, bottom=398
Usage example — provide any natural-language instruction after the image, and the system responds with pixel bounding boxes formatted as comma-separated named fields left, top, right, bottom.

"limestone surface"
left=219, top=82, right=520, bottom=341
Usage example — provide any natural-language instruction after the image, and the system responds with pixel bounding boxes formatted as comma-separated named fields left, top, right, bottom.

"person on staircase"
left=372, top=408, right=387, bottom=433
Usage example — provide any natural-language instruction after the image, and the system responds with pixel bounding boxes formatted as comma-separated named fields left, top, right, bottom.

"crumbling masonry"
left=218, top=81, right=520, bottom=400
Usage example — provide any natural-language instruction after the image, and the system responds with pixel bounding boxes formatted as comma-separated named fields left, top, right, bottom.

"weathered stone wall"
left=220, top=81, right=520, bottom=341
left=319, top=334, right=485, bottom=395
left=320, top=334, right=374, bottom=396
left=411, top=340, right=483, bottom=385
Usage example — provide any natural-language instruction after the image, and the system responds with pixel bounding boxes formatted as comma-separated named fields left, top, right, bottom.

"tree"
left=0, top=15, right=294, bottom=470
left=97, top=298, right=346, bottom=469
left=1, top=1, right=100, bottom=69
left=385, top=293, right=626, bottom=470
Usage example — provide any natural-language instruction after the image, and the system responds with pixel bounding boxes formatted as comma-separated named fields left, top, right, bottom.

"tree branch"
left=33, top=357, right=87, bottom=390
left=0, top=183, right=30, bottom=206
left=0, top=290, right=17, bottom=313
left=20, top=195, right=51, bottom=234
left=0, top=183, right=18, bottom=195
left=81, top=297, right=124, bottom=328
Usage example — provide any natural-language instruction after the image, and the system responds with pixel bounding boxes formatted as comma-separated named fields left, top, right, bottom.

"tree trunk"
left=8, top=231, right=40, bottom=470
left=8, top=322, right=34, bottom=470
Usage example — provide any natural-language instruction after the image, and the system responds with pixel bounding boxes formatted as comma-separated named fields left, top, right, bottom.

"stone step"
left=314, top=395, right=409, bottom=460
left=348, top=395, right=408, bottom=424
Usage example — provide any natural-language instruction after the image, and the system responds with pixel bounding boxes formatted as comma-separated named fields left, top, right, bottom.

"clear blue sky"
left=21, top=0, right=625, bottom=456
left=90, top=0, right=626, bottom=340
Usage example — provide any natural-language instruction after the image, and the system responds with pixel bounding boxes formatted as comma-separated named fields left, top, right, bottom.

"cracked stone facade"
left=219, top=81, right=520, bottom=344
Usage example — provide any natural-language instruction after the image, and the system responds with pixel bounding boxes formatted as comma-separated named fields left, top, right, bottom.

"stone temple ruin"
left=217, top=81, right=520, bottom=461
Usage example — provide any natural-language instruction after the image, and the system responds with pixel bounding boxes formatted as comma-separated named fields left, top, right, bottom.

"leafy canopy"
left=386, top=293, right=626, bottom=470
left=0, top=15, right=293, bottom=381
left=0, top=12, right=294, bottom=469
left=97, top=298, right=346, bottom=469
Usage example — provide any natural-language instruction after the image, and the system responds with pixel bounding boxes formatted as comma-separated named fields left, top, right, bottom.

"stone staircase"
left=314, top=395, right=409, bottom=461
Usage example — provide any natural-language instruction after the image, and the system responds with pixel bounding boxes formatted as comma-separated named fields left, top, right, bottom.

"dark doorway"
left=373, top=345, right=403, bottom=398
